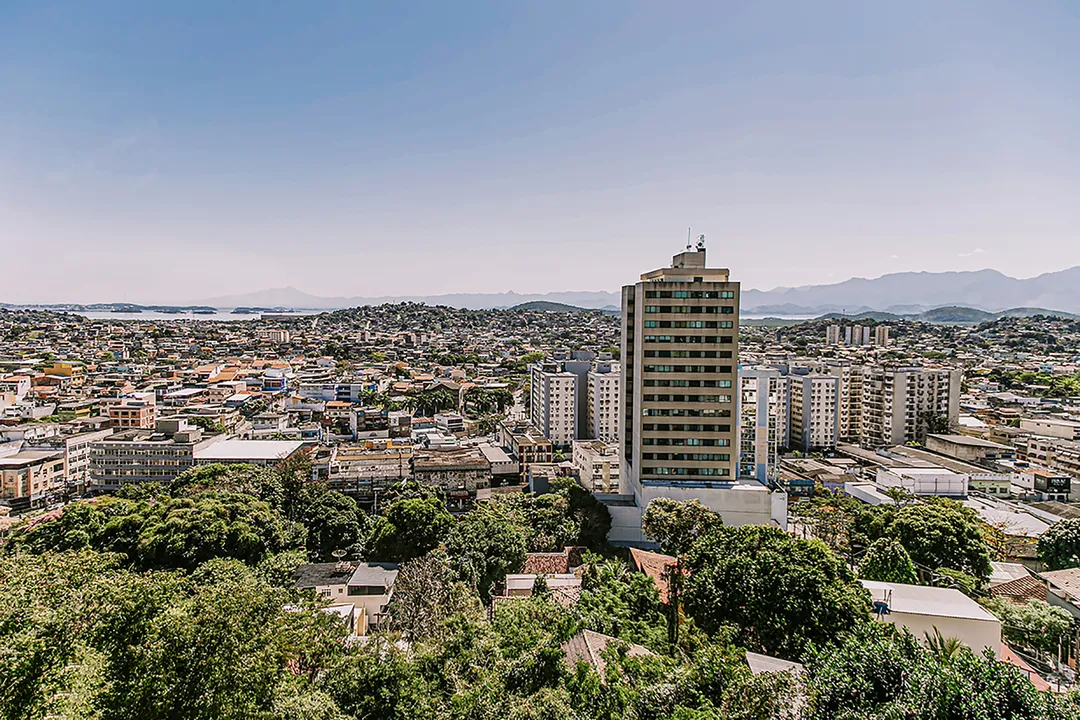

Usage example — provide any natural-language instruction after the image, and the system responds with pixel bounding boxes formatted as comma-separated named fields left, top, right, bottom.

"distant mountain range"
left=194, top=268, right=1080, bottom=315
left=198, top=287, right=622, bottom=311
left=8, top=267, right=1080, bottom=316
left=741, top=268, right=1080, bottom=314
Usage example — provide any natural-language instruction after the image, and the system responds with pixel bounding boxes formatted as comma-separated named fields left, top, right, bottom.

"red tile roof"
left=629, top=547, right=678, bottom=604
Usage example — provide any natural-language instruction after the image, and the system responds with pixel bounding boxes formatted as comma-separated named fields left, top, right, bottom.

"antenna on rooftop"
left=686, top=227, right=693, bottom=251
left=696, top=234, right=706, bottom=250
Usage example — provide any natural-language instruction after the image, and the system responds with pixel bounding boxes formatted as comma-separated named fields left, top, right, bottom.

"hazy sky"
left=3, top=1, right=1080, bottom=303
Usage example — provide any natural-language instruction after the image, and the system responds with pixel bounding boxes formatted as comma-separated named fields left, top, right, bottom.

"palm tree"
left=924, top=627, right=964, bottom=662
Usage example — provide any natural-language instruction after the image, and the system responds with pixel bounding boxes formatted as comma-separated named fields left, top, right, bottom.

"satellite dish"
left=331, top=549, right=347, bottom=561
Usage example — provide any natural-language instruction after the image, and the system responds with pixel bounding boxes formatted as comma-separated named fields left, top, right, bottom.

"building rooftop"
left=927, top=434, right=1013, bottom=450
left=413, top=446, right=489, bottom=470
left=861, top=580, right=1000, bottom=622
left=348, top=562, right=399, bottom=589
left=293, top=562, right=357, bottom=589
left=193, top=439, right=304, bottom=461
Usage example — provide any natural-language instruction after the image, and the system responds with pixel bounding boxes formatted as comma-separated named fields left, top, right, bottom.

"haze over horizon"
left=4, top=1, right=1080, bottom=304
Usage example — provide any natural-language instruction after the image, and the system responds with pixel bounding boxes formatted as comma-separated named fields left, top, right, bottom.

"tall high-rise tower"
left=621, top=239, right=740, bottom=496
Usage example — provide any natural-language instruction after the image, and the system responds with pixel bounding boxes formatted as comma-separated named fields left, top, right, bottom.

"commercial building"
left=529, top=361, right=578, bottom=446
left=192, top=439, right=306, bottom=466
left=622, top=239, right=739, bottom=489
left=862, top=580, right=1001, bottom=658
left=0, top=450, right=65, bottom=507
left=875, top=466, right=968, bottom=498
left=89, top=419, right=218, bottom=490
left=617, top=240, right=786, bottom=542
left=1020, top=417, right=1080, bottom=441
left=107, top=393, right=157, bottom=429
left=499, top=421, right=554, bottom=479
left=412, top=446, right=491, bottom=506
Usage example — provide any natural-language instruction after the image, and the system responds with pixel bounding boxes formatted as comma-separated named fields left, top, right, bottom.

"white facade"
left=529, top=362, right=578, bottom=446
left=587, top=365, right=621, bottom=442
left=737, top=367, right=788, bottom=482
left=788, top=374, right=839, bottom=451
left=860, top=367, right=961, bottom=448
left=572, top=440, right=621, bottom=494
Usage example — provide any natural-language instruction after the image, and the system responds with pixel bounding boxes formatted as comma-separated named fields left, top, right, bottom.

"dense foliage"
left=683, top=525, right=871, bottom=661
left=1038, top=517, right=1080, bottom=570
left=3, top=474, right=1074, bottom=718
left=858, top=537, right=918, bottom=584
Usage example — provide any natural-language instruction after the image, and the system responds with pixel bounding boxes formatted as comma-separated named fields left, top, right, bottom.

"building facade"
left=860, top=367, right=961, bottom=448
left=621, top=241, right=739, bottom=492
left=529, top=361, right=578, bottom=446
left=737, top=366, right=788, bottom=483
left=788, top=374, right=840, bottom=451
left=587, top=361, right=621, bottom=442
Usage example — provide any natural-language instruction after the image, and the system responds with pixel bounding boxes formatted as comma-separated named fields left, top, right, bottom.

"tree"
left=642, top=498, right=723, bottom=556
left=303, top=491, right=368, bottom=561
left=803, top=622, right=1069, bottom=719
left=445, top=502, right=528, bottom=600
left=385, top=551, right=474, bottom=642
left=10, top=492, right=305, bottom=571
left=982, top=598, right=1074, bottom=657
left=367, top=496, right=453, bottom=563
left=683, top=525, right=871, bottom=660
left=885, top=501, right=992, bottom=580
left=1038, top=517, right=1080, bottom=570
left=859, top=537, right=918, bottom=584
left=576, top=557, right=669, bottom=652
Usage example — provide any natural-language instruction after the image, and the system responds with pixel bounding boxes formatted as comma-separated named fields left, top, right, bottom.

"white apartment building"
left=572, top=439, right=621, bottom=494
left=529, top=361, right=578, bottom=447
left=587, top=363, right=621, bottom=442
left=737, top=366, right=788, bottom=482
left=860, top=367, right=961, bottom=448
left=788, top=374, right=839, bottom=451
left=814, top=361, right=863, bottom=443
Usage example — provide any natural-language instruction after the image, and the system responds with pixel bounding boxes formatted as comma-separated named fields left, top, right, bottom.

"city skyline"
left=5, top=1, right=1080, bottom=302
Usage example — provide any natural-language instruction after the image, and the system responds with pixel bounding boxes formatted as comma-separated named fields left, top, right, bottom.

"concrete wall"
left=877, top=610, right=1001, bottom=658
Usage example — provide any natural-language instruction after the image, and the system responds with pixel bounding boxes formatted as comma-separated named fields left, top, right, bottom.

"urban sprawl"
left=5, top=243, right=1080, bottom=714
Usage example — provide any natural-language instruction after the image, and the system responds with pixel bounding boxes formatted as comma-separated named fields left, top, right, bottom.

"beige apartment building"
left=860, top=366, right=961, bottom=448
left=621, top=241, right=739, bottom=490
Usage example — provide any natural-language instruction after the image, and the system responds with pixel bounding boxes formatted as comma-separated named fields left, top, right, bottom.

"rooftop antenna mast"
left=686, top=227, right=693, bottom=251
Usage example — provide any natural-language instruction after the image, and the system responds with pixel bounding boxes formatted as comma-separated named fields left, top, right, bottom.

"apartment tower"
left=621, top=239, right=739, bottom=493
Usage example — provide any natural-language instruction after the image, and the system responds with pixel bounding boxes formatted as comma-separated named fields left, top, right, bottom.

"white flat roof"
left=861, top=580, right=999, bottom=623
left=194, top=439, right=304, bottom=461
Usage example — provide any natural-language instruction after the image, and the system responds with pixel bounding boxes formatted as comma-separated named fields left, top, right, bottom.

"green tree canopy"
left=859, top=537, right=918, bottom=584
left=10, top=492, right=304, bottom=570
left=982, top=597, right=1075, bottom=657
left=1038, top=517, right=1080, bottom=570
left=303, top=490, right=368, bottom=561
left=445, top=501, right=528, bottom=600
left=885, top=501, right=992, bottom=580
left=683, top=524, right=871, bottom=660
left=642, top=498, right=724, bottom=556
left=367, top=496, right=453, bottom=563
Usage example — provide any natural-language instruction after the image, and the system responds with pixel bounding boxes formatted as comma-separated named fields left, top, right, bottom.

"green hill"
left=510, top=301, right=595, bottom=313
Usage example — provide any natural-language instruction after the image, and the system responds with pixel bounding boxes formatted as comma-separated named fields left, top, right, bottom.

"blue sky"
left=3, top=1, right=1079, bottom=303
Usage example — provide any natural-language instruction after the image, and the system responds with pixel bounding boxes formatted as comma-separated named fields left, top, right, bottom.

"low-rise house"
left=862, top=580, right=1002, bottom=657
left=293, top=561, right=400, bottom=636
